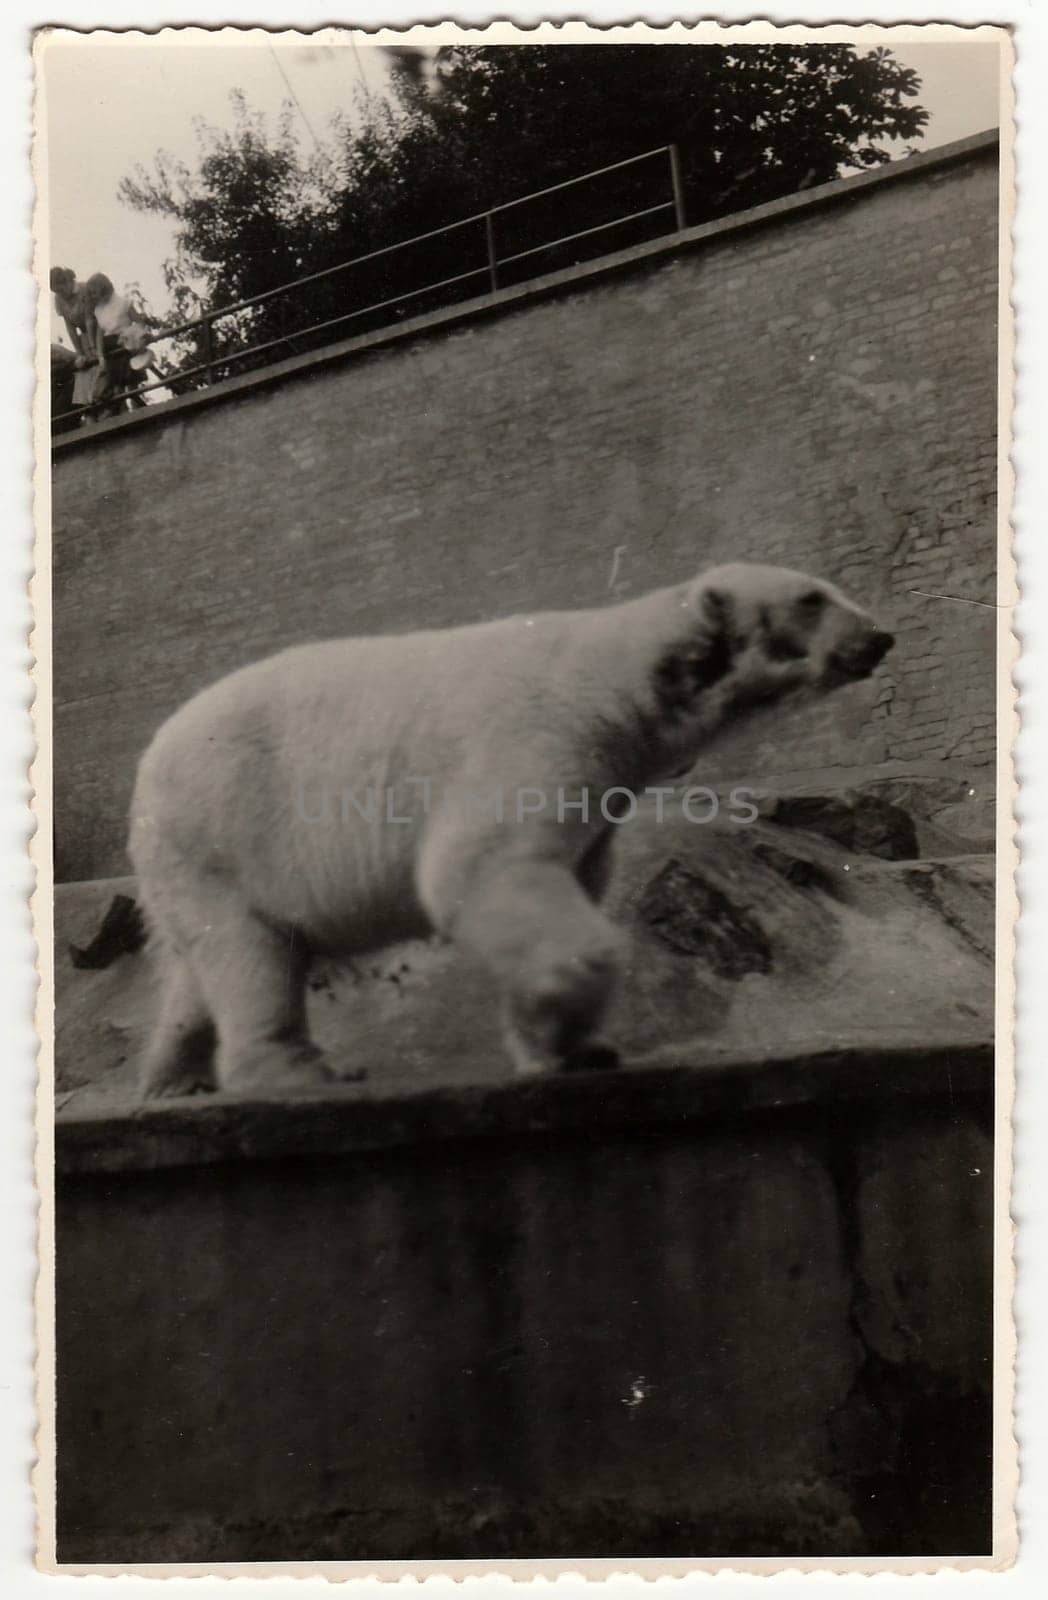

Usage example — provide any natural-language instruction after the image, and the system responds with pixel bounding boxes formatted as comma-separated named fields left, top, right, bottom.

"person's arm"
left=85, top=305, right=106, bottom=368
left=61, top=313, right=89, bottom=362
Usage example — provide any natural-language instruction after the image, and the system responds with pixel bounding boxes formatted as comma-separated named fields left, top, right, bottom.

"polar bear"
left=129, top=562, right=892, bottom=1097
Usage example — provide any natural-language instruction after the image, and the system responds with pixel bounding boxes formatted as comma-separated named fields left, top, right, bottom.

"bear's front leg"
left=422, top=841, right=625, bottom=1077
left=499, top=947, right=624, bottom=1079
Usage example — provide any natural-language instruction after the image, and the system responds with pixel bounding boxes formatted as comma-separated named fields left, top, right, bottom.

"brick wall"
left=51, top=138, right=999, bottom=880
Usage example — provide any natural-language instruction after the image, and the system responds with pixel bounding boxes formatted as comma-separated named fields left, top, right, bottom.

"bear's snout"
left=826, top=625, right=894, bottom=683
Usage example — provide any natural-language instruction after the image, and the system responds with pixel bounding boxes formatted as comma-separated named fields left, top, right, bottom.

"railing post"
left=668, top=144, right=687, bottom=232
left=199, top=313, right=214, bottom=385
left=484, top=212, right=499, bottom=293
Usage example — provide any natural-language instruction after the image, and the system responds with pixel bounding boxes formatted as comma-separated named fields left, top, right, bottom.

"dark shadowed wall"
left=55, top=1051, right=993, bottom=1563
left=52, top=135, right=999, bottom=880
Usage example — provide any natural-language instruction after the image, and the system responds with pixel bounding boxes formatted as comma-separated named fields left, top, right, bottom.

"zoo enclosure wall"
left=54, top=1047, right=994, bottom=1562
left=50, top=132, right=1000, bottom=882
left=55, top=144, right=689, bottom=426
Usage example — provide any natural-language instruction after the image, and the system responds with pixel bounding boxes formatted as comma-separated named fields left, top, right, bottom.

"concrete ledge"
left=56, top=1050, right=995, bottom=1560
left=51, top=130, right=999, bottom=456
left=56, top=1042, right=992, bottom=1175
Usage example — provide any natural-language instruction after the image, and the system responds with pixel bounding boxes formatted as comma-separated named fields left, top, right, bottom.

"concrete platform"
left=51, top=773, right=998, bottom=1563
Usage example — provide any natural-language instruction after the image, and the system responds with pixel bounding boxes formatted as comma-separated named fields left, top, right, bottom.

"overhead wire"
left=271, top=35, right=440, bottom=416
left=268, top=44, right=323, bottom=150
left=348, top=33, right=372, bottom=102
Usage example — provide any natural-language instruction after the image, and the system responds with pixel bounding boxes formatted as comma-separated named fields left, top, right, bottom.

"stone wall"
left=55, top=1045, right=993, bottom=1564
left=51, top=134, right=999, bottom=880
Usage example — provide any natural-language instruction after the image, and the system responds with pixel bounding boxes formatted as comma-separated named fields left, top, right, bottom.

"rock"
left=54, top=783, right=994, bottom=1111
left=860, top=773, right=996, bottom=852
left=68, top=892, right=145, bottom=970
left=766, top=792, right=919, bottom=860
left=637, top=859, right=773, bottom=977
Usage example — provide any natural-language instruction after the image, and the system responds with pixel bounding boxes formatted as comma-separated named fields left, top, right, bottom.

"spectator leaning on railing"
left=50, top=265, right=162, bottom=421
left=49, top=266, right=100, bottom=415
left=49, top=266, right=92, bottom=362
left=82, top=273, right=158, bottom=412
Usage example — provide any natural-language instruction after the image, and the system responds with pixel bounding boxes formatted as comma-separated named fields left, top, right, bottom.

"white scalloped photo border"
left=10, top=4, right=1033, bottom=1589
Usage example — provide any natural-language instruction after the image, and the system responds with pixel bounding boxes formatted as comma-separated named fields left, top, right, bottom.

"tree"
left=119, top=45, right=927, bottom=378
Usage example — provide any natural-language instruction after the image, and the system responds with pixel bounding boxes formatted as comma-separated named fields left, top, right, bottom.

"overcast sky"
left=41, top=35, right=1004, bottom=327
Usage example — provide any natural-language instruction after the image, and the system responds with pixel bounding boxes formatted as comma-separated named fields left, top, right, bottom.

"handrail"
left=490, top=145, right=673, bottom=213
left=496, top=200, right=675, bottom=270
left=52, top=144, right=685, bottom=430
left=205, top=210, right=486, bottom=325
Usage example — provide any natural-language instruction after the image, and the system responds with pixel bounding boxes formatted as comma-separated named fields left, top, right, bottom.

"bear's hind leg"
left=206, top=915, right=330, bottom=1096
left=161, top=879, right=331, bottom=1096
left=141, top=947, right=217, bottom=1099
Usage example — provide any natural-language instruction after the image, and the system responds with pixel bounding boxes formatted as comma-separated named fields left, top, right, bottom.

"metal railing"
left=53, top=144, right=687, bottom=432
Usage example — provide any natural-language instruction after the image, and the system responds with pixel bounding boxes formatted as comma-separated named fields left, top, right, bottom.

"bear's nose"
left=862, top=628, right=894, bottom=666
left=829, top=628, right=894, bottom=680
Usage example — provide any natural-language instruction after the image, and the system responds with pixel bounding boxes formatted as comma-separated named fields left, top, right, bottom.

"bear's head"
left=651, top=561, right=894, bottom=743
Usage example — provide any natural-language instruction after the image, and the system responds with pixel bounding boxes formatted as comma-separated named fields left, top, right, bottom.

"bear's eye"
left=759, top=606, right=808, bottom=661
left=765, top=631, right=808, bottom=661
left=796, top=589, right=827, bottom=613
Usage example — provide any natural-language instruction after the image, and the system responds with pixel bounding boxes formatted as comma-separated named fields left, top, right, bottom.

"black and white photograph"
left=34, top=20, right=1014, bottom=1575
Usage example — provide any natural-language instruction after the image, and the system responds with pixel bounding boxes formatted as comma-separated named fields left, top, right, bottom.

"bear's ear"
left=698, top=586, right=732, bottom=642
left=695, top=587, right=735, bottom=683
left=653, top=585, right=735, bottom=717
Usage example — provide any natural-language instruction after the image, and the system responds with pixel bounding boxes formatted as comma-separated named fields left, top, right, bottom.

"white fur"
left=129, top=562, right=889, bottom=1095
